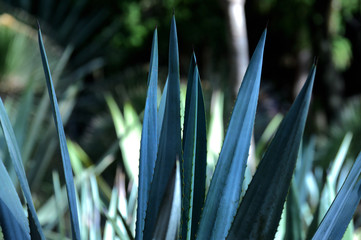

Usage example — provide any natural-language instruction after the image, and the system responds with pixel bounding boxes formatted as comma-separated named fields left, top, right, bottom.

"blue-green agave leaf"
left=0, top=159, right=30, bottom=240
left=38, top=27, right=81, bottom=240
left=312, top=151, right=361, bottom=240
left=135, top=28, right=158, bottom=240
left=227, top=64, right=316, bottom=239
left=181, top=54, right=207, bottom=240
left=0, top=98, right=44, bottom=240
left=143, top=15, right=182, bottom=239
left=197, top=29, right=266, bottom=240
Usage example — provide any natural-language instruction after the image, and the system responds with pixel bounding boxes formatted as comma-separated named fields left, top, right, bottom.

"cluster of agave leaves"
left=0, top=15, right=360, bottom=240
left=135, top=16, right=361, bottom=240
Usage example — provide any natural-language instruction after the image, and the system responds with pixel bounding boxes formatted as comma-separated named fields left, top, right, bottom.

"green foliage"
left=0, top=12, right=360, bottom=240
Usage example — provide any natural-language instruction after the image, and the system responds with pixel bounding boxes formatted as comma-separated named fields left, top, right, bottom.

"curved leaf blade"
left=312, top=152, right=361, bottom=240
left=227, top=64, right=316, bottom=239
left=143, top=15, right=181, bottom=239
left=0, top=98, right=44, bottom=240
left=0, top=159, right=30, bottom=240
left=135, top=28, right=158, bottom=240
left=38, top=26, right=80, bottom=240
left=197, top=29, right=266, bottom=240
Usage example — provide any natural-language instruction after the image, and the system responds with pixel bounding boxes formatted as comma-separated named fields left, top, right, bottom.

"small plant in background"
left=0, top=14, right=360, bottom=240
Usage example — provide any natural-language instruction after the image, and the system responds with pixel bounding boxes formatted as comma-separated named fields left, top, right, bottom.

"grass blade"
left=312, top=152, right=361, bottom=240
left=0, top=159, right=30, bottom=240
left=197, top=29, right=266, bottom=240
left=143, top=15, right=181, bottom=239
left=38, top=26, right=80, bottom=240
left=227, top=64, right=316, bottom=239
left=0, top=98, right=44, bottom=239
left=135, top=28, right=158, bottom=240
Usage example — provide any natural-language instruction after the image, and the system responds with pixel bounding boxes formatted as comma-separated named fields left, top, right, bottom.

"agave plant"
left=134, top=15, right=361, bottom=240
left=0, top=14, right=360, bottom=240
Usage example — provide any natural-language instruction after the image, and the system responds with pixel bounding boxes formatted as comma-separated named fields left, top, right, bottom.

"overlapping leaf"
left=0, top=98, right=44, bottom=240
left=0, top=159, right=30, bottom=240
left=135, top=28, right=158, bottom=240
left=181, top=54, right=207, bottom=240
left=227, top=64, right=316, bottom=239
left=196, top=29, right=266, bottom=240
left=143, top=15, right=181, bottom=239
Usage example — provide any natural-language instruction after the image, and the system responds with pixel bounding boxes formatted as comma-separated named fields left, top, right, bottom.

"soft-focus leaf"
left=0, top=159, right=30, bottom=240
left=0, top=98, right=44, bottom=240
left=143, top=15, right=181, bottom=239
left=312, top=152, right=361, bottom=240
left=105, top=96, right=141, bottom=182
left=197, top=29, right=266, bottom=240
left=135, top=28, right=158, bottom=240
left=38, top=26, right=80, bottom=240
left=228, top=64, right=316, bottom=239
left=206, top=91, right=224, bottom=167
left=255, top=113, right=283, bottom=159
left=52, top=171, right=66, bottom=237
left=285, top=182, right=303, bottom=240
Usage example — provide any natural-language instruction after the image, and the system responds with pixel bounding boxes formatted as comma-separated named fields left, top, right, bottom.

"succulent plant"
left=134, top=15, right=361, bottom=240
left=0, top=14, right=360, bottom=240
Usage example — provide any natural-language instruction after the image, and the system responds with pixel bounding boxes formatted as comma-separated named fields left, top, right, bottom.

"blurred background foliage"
left=0, top=0, right=360, bottom=238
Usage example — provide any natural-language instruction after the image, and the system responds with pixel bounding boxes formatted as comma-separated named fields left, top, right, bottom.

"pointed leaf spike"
left=143, top=15, right=181, bottom=239
left=197, top=29, right=266, bottom=239
left=38, top=28, right=80, bottom=240
left=135, top=28, right=158, bottom=240
left=180, top=55, right=205, bottom=240
left=227, top=64, right=316, bottom=239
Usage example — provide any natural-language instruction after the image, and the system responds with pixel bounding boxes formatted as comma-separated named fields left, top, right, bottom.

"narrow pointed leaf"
left=312, top=152, right=361, bottom=240
left=0, top=159, right=30, bottom=240
left=0, top=98, right=44, bottom=240
left=227, top=64, right=316, bottom=239
left=135, top=28, right=158, bottom=240
left=143, top=15, right=181, bottom=239
left=197, top=29, right=266, bottom=240
left=181, top=54, right=207, bottom=240
left=38, top=27, right=80, bottom=240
